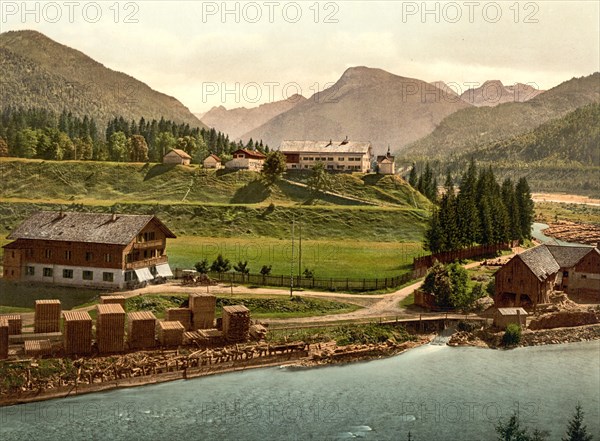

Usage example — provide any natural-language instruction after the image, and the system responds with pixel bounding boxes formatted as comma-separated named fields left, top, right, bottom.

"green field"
left=535, top=201, right=600, bottom=225
left=0, top=280, right=102, bottom=310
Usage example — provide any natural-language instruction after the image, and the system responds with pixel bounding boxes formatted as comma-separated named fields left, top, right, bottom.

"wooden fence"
left=203, top=271, right=416, bottom=292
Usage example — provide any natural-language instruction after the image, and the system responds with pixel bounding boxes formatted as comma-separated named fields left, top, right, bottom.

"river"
left=1, top=341, right=598, bottom=441
left=531, top=222, right=583, bottom=246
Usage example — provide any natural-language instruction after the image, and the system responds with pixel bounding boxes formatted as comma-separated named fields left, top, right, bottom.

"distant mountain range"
left=0, top=30, right=205, bottom=129
left=240, top=67, right=474, bottom=155
left=201, top=94, right=306, bottom=140
left=403, top=72, right=600, bottom=158
left=458, top=80, right=545, bottom=107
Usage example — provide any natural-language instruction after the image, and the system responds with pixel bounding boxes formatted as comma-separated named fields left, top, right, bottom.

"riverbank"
left=541, top=221, right=600, bottom=245
left=0, top=336, right=432, bottom=408
left=448, top=323, right=600, bottom=348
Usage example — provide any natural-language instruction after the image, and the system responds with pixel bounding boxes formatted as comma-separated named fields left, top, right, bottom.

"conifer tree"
left=516, top=177, right=535, bottom=240
left=562, top=404, right=593, bottom=441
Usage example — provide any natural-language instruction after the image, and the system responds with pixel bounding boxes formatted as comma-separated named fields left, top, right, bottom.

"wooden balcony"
left=125, top=255, right=168, bottom=270
left=133, top=240, right=164, bottom=250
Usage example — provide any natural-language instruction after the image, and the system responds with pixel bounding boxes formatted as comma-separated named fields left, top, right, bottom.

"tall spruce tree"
left=457, top=158, right=480, bottom=246
left=516, top=177, right=535, bottom=240
left=408, top=163, right=418, bottom=187
left=562, top=404, right=593, bottom=441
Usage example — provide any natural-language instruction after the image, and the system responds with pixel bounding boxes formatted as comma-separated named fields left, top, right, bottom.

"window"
left=85, top=252, right=93, bottom=261
left=304, top=165, right=309, bottom=169
left=126, top=253, right=133, bottom=263
left=327, top=157, right=334, bottom=161
left=82, top=270, right=93, bottom=280
left=125, top=271, right=135, bottom=282
left=25, top=266, right=35, bottom=276
left=63, top=269, right=74, bottom=279
left=103, top=272, right=114, bottom=282
left=338, top=157, right=345, bottom=161
left=337, top=165, right=345, bottom=170
left=581, top=274, right=587, bottom=279
left=104, top=253, right=112, bottom=263
left=327, top=165, right=334, bottom=169
left=563, top=271, right=569, bottom=277
left=65, top=250, right=72, bottom=260
left=291, top=164, right=297, bottom=169
left=302, top=157, right=309, bottom=161
left=43, top=268, right=53, bottom=277
left=45, top=249, right=52, bottom=258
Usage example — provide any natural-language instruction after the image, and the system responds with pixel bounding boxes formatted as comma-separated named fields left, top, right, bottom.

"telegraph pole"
left=290, top=217, right=295, bottom=298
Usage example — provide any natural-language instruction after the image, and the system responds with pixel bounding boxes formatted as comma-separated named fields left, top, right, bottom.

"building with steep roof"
left=2, top=211, right=176, bottom=289
left=224, top=149, right=266, bottom=171
left=494, top=244, right=600, bottom=308
left=376, top=147, right=395, bottom=175
left=163, top=149, right=192, bottom=165
left=279, top=138, right=373, bottom=173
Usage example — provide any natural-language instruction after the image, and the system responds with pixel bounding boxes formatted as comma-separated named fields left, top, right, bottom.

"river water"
left=1, top=341, right=598, bottom=441
left=531, top=222, right=581, bottom=246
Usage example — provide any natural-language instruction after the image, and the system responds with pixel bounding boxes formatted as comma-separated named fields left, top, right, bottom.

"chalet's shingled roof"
left=377, top=156, right=395, bottom=164
left=516, top=245, right=561, bottom=281
left=280, top=140, right=372, bottom=154
left=545, top=245, right=595, bottom=268
left=165, top=149, right=192, bottom=159
left=205, top=154, right=221, bottom=161
left=6, top=211, right=176, bottom=245
left=231, top=148, right=266, bottom=159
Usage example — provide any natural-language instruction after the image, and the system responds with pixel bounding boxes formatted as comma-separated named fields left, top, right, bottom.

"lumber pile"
left=127, top=311, right=157, bottom=349
left=24, top=339, right=53, bottom=357
left=100, top=295, right=126, bottom=306
left=222, top=305, right=250, bottom=343
left=0, top=314, right=22, bottom=335
left=96, top=304, right=126, bottom=353
left=184, top=329, right=224, bottom=346
left=34, top=300, right=61, bottom=333
left=0, top=319, right=8, bottom=359
left=157, top=321, right=184, bottom=347
left=63, top=311, right=93, bottom=355
left=189, top=294, right=216, bottom=329
left=166, top=308, right=192, bottom=331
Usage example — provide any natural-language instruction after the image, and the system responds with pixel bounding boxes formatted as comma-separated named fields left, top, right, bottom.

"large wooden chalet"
left=3, top=211, right=176, bottom=289
left=495, top=244, right=600, bottom=308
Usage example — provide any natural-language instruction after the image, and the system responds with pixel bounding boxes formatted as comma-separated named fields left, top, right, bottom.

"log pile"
left=0, top=319, right=8, bottom=359
left=63, top=311, right=92, bottom=355
left=157, top=321, right=184, bottom=347
left=166, top=308, right=192, bottom=331
left=96, top=304, right=126, bottom=353
left=34, top=300, right=61, bottom=333
left=222, top=305, right=250, bottom=343
left=189, top=294, right=216, bottom=329
left=24, top=339, right=53, bottom=357
left=100, top=295, right=126, bottom=306
left=0, top=314, right=22, bottom=335
left=127, top=311, right=157, bottom=349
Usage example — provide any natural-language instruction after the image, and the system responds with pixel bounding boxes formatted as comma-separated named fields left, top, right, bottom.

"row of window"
left=292, top=164, right=363, bottom=170
left=301, top=156, right=363, bottom=162
left=31, top=249, right=114, bottom=262
left=137, top=231, right=156, bottom=242
left=125, top=249, right=163, bottom=263
left=26, top=266, right=114, bottom=282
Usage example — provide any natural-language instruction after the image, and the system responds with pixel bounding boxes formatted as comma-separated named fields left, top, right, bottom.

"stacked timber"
left=157, top=321, right=184, bottom=347
left=96, top=304, right=126, bottom=353
left=166, top=308, right=192, bottom=331
left=184, top=329, right=224, bottom=346
left=127, top=311, right=157, bottom=349
left=100, top=295, right=126, bottom=306
left=189, top=294, right=216, bottom=330
left=63, top=311, right=93, bottom=355
left=0, top=314, right=22, bottom=335
left=24, top=339, right=53, bottom=357
left=0, top=319, right=8, bottom=359
left=34, top=300, right=61, bottom=333
left=222, top=305, right=251, bottom=343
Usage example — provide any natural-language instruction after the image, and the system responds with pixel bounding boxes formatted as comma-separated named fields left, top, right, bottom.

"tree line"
left=0, top=106, right=268, bottom=163
left=416, top=159, right=534, bottom=253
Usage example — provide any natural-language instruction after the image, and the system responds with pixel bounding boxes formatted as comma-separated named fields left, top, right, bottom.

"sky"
left=2, top=1, right=599, bottom=112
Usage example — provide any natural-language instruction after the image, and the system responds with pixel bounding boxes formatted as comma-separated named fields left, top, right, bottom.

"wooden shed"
left=203, top=154, right=222, bottom=169
left=493, top=307, right=528, bottom=329
left=163, top=149, right=192, bottom=165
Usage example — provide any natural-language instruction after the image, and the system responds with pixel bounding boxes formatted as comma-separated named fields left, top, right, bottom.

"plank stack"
left=34, top=300, right=62, bottom=333
left=157, top=321, right=184, bottom=347
left=189, top=294, right=216, bottom=329
left=127, top=311, right=157, bottom=349
left=100, top=295, right=126, bottom=306
left=222, top=305, right=251, bottom=343
left=0, top=314, right=22, bottom=335
left=96, top=304, right=126, bottom=353
left=0, top=319, right=8, bottom=359
left=24, top=339, right=53, bottom=357
left=166, top=308, right=192, bottom=330
left=63, top=311, right=93, bottom=355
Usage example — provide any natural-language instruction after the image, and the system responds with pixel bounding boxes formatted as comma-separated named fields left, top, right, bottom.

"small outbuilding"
left=376, top=147, right=395, bottom=175
left=163, top=149, right=192, bottom=165
left=203, top=154, right=222, bottom=169
left=493, top=307, right=528, bottom=329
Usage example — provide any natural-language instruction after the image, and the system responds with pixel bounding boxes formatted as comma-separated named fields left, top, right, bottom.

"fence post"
left=346, top=278, right=349, bottom=291
left=363, top=279, right=366, bottom=290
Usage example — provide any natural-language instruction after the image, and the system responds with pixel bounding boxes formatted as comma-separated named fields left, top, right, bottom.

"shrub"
left=502, top=323, right=521, bottom=347
left=194, top=258, right=209, bottom=274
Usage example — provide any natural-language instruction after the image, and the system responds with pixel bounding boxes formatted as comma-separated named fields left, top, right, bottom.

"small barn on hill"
left=203, top=154, right=221, bottom=169
left=163, top=149, right=192, bottom=165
